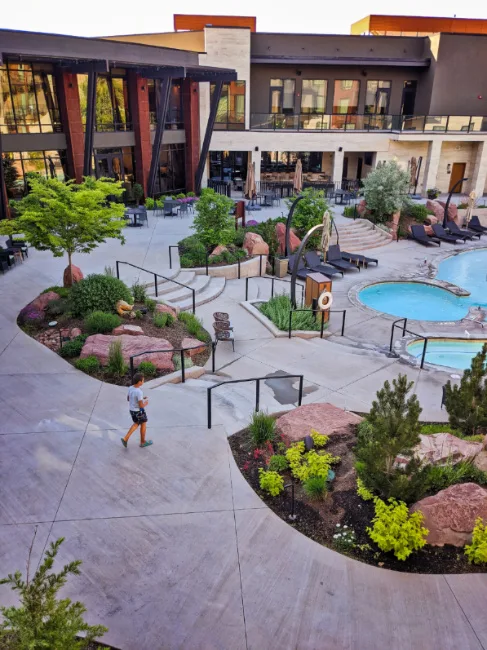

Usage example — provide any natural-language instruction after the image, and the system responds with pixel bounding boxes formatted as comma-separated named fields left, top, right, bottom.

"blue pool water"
left=358, top=249, right=487, bottom=321
left=407, top=338, right=487, bottom=370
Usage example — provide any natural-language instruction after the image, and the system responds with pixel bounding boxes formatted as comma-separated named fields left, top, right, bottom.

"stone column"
left=56, top=71, right=84, bottom=182
left=332, top=149, right=344, bottom=185
left=422, top=139, right=442, bottom=196
left=127, top=71, right=151, bottom=196
left=470, top=141, right=487, bottom=198
left=182, top=79, right=200, bottom=193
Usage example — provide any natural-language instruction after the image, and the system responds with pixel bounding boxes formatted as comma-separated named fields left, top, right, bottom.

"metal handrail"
left=130, top=342, right=216, bottom=384
left=116, top=260, right=196, bottom=314
left=207, top=374, right=304, bottom=429
left=288, top=308, right=346, bottom=339
left=245, top=275, right=305, bottom=305
left=389, top=318, right=429, bottom=369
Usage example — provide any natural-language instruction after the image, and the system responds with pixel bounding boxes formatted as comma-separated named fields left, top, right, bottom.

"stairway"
left=145, top=270, right=226, bottom=311
left=331, top=218, right=392, bottom=251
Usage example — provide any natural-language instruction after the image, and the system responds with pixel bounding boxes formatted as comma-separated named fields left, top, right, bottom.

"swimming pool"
left=358, top=249, right=487, bottom=321
left=407, top=338, right=487, bottom=370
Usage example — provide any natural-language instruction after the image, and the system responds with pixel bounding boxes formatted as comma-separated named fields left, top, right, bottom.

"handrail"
left=207, top=374, right=304, bottom=429
left=116, top=260, right=196, bottom=314
left=288, top=308, right=346, bottom=339
left=389, top=318, right=429, bottom=369
left=130, top=342, right=216, bottom=384
left=245, top=275, right=305, bottom=305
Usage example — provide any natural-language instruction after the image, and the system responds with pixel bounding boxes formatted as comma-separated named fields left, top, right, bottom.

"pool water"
left=358, top=249, right=487, bottom=321
left=407, top=338, right=487, bottom=370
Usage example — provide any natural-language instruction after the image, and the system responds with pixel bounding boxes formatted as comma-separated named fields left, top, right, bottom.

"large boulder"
left=112, top=324, right=144, bottom=336
left=80, top=334, right=174, bottom=371
left=426, top=200, right=444, bottom=222
left=438, top=201, right=459, bottom=223
left=276, top=403, right=362, bottom=442
left=29, top=291, right=60, bottom=312
left=63, top=264, right=84, bottom=287
left=209, top=245, right=228, bottom=258
left=356, top=199, right=368, bottom=216
left=415, top=433, right=483, bottom=466
left=181, top=337, right=207, bottom=357
left=275, top=222, right=301, bottom=255
left=243, top=232, right=269, bottom=256
left=411, top=483, right=487, bottom=547
left=155, top=303, right=179, bottom=318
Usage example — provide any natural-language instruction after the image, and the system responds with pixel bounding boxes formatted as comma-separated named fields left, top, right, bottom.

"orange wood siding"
left=174, top=14, right=256, bottom=32
left=352, top=14, right=487, bottom=35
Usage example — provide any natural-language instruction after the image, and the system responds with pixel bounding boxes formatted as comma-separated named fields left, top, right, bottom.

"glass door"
left=94, top=152, right=123, bottom=180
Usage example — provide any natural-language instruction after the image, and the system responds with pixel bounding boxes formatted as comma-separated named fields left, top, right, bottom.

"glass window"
left=2, top=150, right=67, bottom=198
left=269, top=78, right=295, bottom=114
left=211, top=81, right=245, bottom=130
left=78, top=71, right=131, bottom=132
left=301, top=80, right=327, bottom=114
left=365, top=80, right=391, bottom=114
left=260, top=151, right=323, bottom=173
left=148, top=79, right=184, bottom=130
left=209, top=150, right=248, bottom=181
left=333, top=80, right=359, bottom=114
left=154, top=144, right=186, bottom=195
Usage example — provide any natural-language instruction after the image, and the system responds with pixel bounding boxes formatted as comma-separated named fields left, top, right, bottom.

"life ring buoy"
left=318, top=291, right=333, bottom=310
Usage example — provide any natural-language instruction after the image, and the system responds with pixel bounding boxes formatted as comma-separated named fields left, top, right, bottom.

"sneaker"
left=140, top=440, right=153, bottom=448
left=121, top=438, right=128, bottom=448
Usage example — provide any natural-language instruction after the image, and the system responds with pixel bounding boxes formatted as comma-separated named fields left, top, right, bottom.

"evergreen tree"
left=2, top=155, right=19, bottom=198
left=444, top=343, right=487, bottom=436
left=355, top=374, right=427, bottom=503
left=0, top=535, right=107, bottom=649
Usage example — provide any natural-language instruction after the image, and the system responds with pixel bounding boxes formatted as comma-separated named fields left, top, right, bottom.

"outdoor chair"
left=137, top=208, right=149, bottom=227
left=177, top=203, right=191, bottom=218
left=304, top=251, right=344, bottom=278
left=332, top=244, right=378, bottom=268
left=326, top=245, right=360, bottom=272
left=213, top=312, right=230, bottom=322
left=288, top=254, right=315, bottom=280
left=468, top=216, right=487, bottom=233
left=409, top=225, right=441, bottom=247
left=6, top=237, right=28, bottom=258
left=431, top=224, right=460, bottom=243
left=447, top=220, right=481, bottom=240
left=0, top=248, right=17, bottom=268
left=213, top=320, right=235, bottom=352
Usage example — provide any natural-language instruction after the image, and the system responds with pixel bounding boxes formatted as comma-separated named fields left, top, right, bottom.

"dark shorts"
left=130, top=408, right=148, bottom=424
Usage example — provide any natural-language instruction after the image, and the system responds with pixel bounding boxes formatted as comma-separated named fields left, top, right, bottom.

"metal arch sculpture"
left=290, top=223, right=324, bottom=309
left=443, top=177, right=468, bottom=228
left=285, top=193, right=340, bottom=257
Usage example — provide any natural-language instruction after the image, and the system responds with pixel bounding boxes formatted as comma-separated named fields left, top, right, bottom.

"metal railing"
left=207, top=180, right=232, bottom=196
left=245, top=275, right=305, bottom=306
left=115, top=261, right=196, bottom=314
left=288, top=308, right=347, bottom=339
left=389, top=318, right=429, bottom=369
left=130, top=342, right=216, bottom=384
left=207, top=374, right=304, bottom=429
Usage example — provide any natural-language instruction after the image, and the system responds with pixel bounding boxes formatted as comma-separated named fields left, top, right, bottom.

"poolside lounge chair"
left=304, top=251, right=344, bottom=279
left=447, top=220, right=481, bottom=240
left=325, top=245, right=360, bottom=272
left=331, top=244, right=378, bottom=268
left=410, top=225, right=441, bottom=247
left=468, top=216, right=487, bottom=233
left=288, top=254, right=314, bottom=280
left=431, top=224, right=461, bottom=244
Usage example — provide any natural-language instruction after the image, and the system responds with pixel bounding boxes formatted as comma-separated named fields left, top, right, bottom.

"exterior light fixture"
left=447, top=164, right=452, bottom=174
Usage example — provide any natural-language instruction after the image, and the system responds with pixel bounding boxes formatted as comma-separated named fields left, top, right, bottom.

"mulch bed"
left=229, top=423, right=487, bottom=574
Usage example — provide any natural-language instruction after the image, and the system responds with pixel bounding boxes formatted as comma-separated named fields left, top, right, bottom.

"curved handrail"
left=130, top=342, right=216, bottom=384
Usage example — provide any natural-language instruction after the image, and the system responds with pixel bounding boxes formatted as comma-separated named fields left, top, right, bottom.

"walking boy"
left=121, top=373, right=153, bottom=448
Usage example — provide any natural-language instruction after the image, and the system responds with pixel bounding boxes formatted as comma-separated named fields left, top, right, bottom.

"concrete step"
left=166, top=277, right=226, bottom=311
left=155, top=274, right=212, bottom=304
left=146, top=271, right=197, bottom=297
left=331, top=232, right=391, bottom=247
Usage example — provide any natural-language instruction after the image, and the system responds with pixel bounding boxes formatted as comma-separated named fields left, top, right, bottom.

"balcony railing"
left=250, top=113, right=487, bottom=133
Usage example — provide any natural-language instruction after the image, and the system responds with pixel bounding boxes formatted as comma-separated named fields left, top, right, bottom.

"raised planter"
left=190, top=255, right=267, bottom=280
left=241, top=299, right=331, bottom=339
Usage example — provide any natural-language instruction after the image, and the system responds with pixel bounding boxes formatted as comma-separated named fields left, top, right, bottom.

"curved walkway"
left=1, top=221, right=486, bottom=650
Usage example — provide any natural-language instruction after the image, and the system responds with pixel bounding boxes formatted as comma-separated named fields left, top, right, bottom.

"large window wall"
left=0, top=62, right=61, bottom=134
left=261, top=151, right=323, bottom=174
left=209, top=151, right=248, bottom=182
left=148, top=80, right=183, bottom=129
left=301, top=80, right=327, bottom=114
left=78, top=70, right=131, bottom=132
left=153, top=144, right=186, bottom=195
left=211, top=81, right=246, bottom=130
left=2, top=150, right=67, bottom=198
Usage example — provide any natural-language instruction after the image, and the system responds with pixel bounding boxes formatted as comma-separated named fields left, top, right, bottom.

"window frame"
left=333, top=80, right=360, bottom=114
left=364, top=80, right=392, bottom=115
left=300, top=79, right=327, bottom=114
left=269, top=78, right=296, bottom=114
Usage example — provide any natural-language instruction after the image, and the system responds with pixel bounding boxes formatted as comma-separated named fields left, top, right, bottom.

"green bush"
left=135, top=309, right=143, bottom=319
left=367, top=497, right=429, bottom=560
left=107, top=339, right=127, bottom=377
left=425, top=461, right=487, bottom=492
left=131, top=281, right=147, bottom=303
left=154, top=312, right=174, bottom=328
left=46, top=298, right=69, bottom=317
left=144, top=298, right=156, bottom=313
left=173, top=354, right=194, bottom=371
left=42, top=285, right=70, bottom=299
left=70, top=274, right=132, bottom=316
left=258, top=468, right=284, bottom=496
left=303, top=476, right=328, bottom=500
left=401, top=202, right=431, bottom=223
left=233, top=228, right=246, bottom=247
left=59, top=335, right=87, bottom=358
left=268, top=455, right=289, bottom=472
left=144, top=197, right=155, bottom=210
left=357, top=477, right=374, bottom=501
left=259, top=294, right=321, bottom=332
left=343, top=206, right=356, bottom=218
left=191, top=188, right=235, bottom=248
left=138, top=360, right=157, bottom=378
left=84, top=311, right=121, bottom=334
left=465, top=518, right=487, bottom=564
left=74, top=355, right=100, bottom=373
left=284, top=188, right=330, bottom=247
left=249, top=410, right=276, bottom=448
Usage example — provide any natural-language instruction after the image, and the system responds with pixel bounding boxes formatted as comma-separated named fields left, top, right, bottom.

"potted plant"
left=427, top=187, right=441, bottom=200
left=132, top=182, right=144, bottom=206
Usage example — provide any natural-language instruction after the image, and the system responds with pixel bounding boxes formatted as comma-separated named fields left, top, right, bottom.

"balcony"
left=249, top=113, right=487, bottom=133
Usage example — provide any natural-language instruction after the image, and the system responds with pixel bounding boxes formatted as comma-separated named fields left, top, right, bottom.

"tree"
left=191, top=187, right=235, bottom=249
left=444, top=344, right=487, bottom=436
left=2, top=155, right=19, bottom=198
left=0, top=535, right=107, bottom=649
left=355, top=374, right=427, bottom=503
left=285, top=188, right=330, bottom=248
left=362, top=161, right=410, bottom=223
left=0, top=176, right=126, bottom=286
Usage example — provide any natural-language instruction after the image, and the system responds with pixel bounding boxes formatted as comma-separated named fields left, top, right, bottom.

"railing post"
left=271, top=277, right=275, bottom=298
left=298, top=375, right=304, bottom=406
left=154, top=274, right=158, bottom=297
left=192, top=290, right=196, bottom=314
left=420, top=338, right=428, bottom=369
left=341, top=310, right=346, bottom=337
left=255, top=379, right=260, bottom=412
left=169, top=247, right=172, bottom=269
left=288, top=311, right=293, bottom=339
left=130, top=356, right=134, bottom=383
left=320, top=310, right=325, bottom=338
left=402, top=318, right=407, bottom=337
left=180, top=349, right=185, bottom=383
left=116, top=261, right=120, bottom=279
left=389, top=322, right=396, bottom=352
left=259, top=255, right=263, bottom=277
left=207, top=387, right=212, bottom=429
left=206, top=252, right=209, bottom=276
left=238, top=257, right=241, bottom=280
left=245, top=277, right=249, bottom=301
left=212, top=342, right=216, bottom=373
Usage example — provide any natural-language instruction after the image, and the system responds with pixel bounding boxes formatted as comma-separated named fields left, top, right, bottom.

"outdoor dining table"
left=125, top=207, right=146, bottom=227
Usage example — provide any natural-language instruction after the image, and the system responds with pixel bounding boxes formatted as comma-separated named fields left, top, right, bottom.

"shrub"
left=420, top=423, right=461, bottom=436
left=70, top=274, right=132, bottom=316
left=233, top=228, right=246, bottom=247
left=268, top=454, right=289, bottom=472
left=362, top=161, right=410, bottom=223
left=443, top=344, right=487, bottom=436
left=259, top=294, right=321, bottom=332
left=74, top=355, right=100, bottom=374
left=154, top=312, right=173, bottom=328
left=187, top=191, right=195, bottom=198
left=357, top=477, right=374, bottom=501
left=258, top=469, right=284, bottom=496
left=107, top=339, right=127, bottom=377
left=191, top=188, right=235, bottom=248
left=19, top=306, right=44, bottom=328
left=333, top=524, right=357, bottom=551
left=401, top=202, right=430, bottom=223
left=135, top=309, right=143, bottom=319
left=284, top=188, right=330, bottom=246
left=285, top=442, right=305, bottom=476
left=465, top=518, right=487, bottom=564
left=59, top=335, right=87, bottom=358
left=138, top=360, right=157, bottom=378
left=131, top=281, right=147, bottom=303
left=178, top=312, right=202, bottom=335
left=144, top=197, right=155, bottom=210
left=310, top=429, right=329, bottom=448
left=0, top=537, right=107, bottom=648
left=42, top=285, right=70, bottom=299
left=291, top=449, right=337, bottom=482
left=46, top=298, right=69, bottom=317
left=178, top=235, right=208, bottom=268
left=84, top=311, right=121, bottom=334
left=144, top=298, right=156, bottom=313
left=367, top=497, right=428, bottom=561
left=425, top=461, right=487, bottom=492
left=132, top=182, right=144, bottom=204
left=249, top=411, right=276, bottom=447
left=343, top=206, right=356, bottom=218
left=303, top=476, right=328, bottom=500
left=173, top=353, right=194, bottom=371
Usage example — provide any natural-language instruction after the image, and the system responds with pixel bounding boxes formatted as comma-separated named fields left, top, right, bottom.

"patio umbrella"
left=465, top=191, right=476, bottom=225
left=244, top=160, right=256, bottom=199
left=294, top=158, right=303, bottom=194
left=320, top=210, right=331, bottom=256
left=409, top=157, right=417, bottom=189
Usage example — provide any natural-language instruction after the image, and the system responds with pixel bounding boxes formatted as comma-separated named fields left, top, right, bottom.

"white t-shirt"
left=128, top=386, right=144, bottom=411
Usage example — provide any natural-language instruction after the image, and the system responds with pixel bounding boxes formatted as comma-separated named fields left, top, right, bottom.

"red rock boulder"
left=276, top=403, right=362, bottom=442
left=80, top=334, right=174, bottom=371
left=411, top=483, right=487, bottom=547
left=438, top=201, right=459, bottom=223
left=70, top=327, right=82, bottom=338
left=275, top=222, right=301, bottom=255
left=63, top=264, right=84, bottom=287
left=181, top=337, right=207, bottom=357
left=426, top=200, right=444, bottom=222
left=155, top=303, right=179, bottom=318
left=243, top=232, right=269, bottom=256
left=29, top=291, right=60, bottom=312
left=112, top=324, right=144, bottom=336
left=357, top=199, right=368, bottom=216
left=415, top=433, right=482, bottom=466
left=210, top=245, right=228, bottom=258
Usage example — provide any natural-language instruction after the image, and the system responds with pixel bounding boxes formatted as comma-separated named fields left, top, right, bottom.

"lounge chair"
left=447, top=220, right=481, bottom=240
left=431, top=224, right=462, bottom=244
left=288, top=254, right=314, bottom=280
left=332, top=244, right=378, bottom=268
left=304, top=251, right=344, bottom=279
left=468, top=216, right=487, bottom=233
left=410, top=225, right=441, bottom=247
left=325, top=245, right=360, bottom=272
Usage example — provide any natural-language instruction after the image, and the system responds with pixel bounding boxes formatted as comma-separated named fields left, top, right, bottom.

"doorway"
left=95, top=152, right=123, bottom=181
left=401, top=81, right=417, bottom=116
left=448, top=163, right=466, bottom=193
left=357, top=157, right=363, bottom=181
left=342, top=157, right=348, bottom=180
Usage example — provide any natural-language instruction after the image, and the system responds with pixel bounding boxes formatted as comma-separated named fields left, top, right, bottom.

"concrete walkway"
left=1, top=215, right=487, bottom=650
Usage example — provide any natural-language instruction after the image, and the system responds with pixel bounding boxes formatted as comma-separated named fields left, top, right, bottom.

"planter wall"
left=191, top=255, right=267, bottom=279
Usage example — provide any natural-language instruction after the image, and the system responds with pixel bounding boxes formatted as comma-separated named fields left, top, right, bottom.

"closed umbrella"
left=465, top=191, right=476, bottom=225
left=293, top=158, right=303, bottom=194
left=244, top=160, right=256, bottom=199
left=409, top=157, right=417, bottom=189
left=320, top=210, right=331, bottom=257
